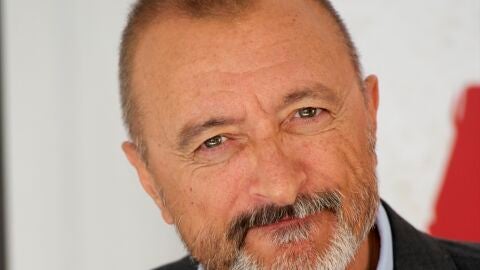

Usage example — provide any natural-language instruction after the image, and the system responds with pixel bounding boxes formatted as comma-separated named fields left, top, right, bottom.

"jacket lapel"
left=382, top=201, right=457, bottom=270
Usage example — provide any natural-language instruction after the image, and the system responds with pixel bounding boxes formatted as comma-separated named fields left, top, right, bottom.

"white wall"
left=3, top=1, right=185, bottom=269
left=3, top=0, right=479, bottom=269
left=336, top=0, right=480, bottom=230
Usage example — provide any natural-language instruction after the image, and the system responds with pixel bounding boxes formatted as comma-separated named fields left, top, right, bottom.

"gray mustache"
left=226, top=191, right=342, bottom=249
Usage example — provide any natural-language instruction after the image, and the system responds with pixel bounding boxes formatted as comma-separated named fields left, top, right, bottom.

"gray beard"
left=179, top=186, right=378, bottom=270
left=230, top=212, right=366, bottom=270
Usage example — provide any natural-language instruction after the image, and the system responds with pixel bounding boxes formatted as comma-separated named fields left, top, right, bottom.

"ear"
left=363, top=75, right=380, bottom=128
left=122, top=141, right=174, bottom=224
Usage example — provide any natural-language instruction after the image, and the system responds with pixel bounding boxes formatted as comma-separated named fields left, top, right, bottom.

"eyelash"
left=200, top=135, right=228, bottom=151
left=196, top=107, right=325, bottom=152
left=292, top=107, right=323, bottom=121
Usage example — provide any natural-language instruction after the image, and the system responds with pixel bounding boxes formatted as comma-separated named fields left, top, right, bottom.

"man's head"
left=120, top=0, right=380, bottom=269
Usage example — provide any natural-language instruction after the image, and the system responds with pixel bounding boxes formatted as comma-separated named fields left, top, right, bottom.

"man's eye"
left=294, top=107, right=321, bottom=118
left=202, top=135, right=226, bottom=149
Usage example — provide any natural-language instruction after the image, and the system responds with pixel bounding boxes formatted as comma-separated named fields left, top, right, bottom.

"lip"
left=258, top=215, right=310, bottom=231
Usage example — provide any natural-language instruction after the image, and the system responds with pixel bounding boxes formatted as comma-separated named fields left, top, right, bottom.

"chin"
left=234, top=214, right=358, bottom=270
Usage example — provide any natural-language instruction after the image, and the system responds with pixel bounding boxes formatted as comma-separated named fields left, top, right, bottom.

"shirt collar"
left=376, top=203, right=394, bottom=270
left=198, top=203, right=394, bottom=270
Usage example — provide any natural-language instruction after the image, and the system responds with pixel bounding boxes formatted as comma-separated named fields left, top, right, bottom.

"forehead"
left=131, top=0, right=356, bottom=141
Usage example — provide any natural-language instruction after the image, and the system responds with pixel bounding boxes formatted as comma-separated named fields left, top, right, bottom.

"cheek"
left=287, top=133, right=348, bottom=190
left=176, top=151, right=255, bottom=225
left=285, top=126, right=369, bottom=194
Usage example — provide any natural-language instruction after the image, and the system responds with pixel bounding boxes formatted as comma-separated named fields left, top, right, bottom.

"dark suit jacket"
left=154, top=201, right=480, bottom=270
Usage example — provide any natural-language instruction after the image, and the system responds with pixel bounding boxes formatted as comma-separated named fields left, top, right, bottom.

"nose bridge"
left=250, top=136, right=306, bottom=206
left=257, top=137, right=285, bottom=163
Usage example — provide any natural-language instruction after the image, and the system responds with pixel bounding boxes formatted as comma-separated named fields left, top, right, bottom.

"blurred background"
left=0, top=0, right=479, bottom=269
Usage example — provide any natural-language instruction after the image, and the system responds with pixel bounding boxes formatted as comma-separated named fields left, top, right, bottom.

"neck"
left=347, top=227, right=380, bottom=270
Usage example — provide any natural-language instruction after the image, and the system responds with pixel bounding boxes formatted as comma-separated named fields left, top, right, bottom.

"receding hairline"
left=119, top=0, right=363, bottom=159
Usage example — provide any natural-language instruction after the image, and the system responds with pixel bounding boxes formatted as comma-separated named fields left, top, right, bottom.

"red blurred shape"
left=430, top=85, right=480, bottom=242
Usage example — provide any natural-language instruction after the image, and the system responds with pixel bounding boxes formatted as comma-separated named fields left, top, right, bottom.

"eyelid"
left=289, top=106, right=323, bottom=120
left=192, top=134, right=244, bottom=164
left=293, top=107, right=322, bottom=118
left=194, top=134, right=233, bottom=154
left=281, top=106, right=329, bottom=132
left=200, top=135, right=228, bottom=150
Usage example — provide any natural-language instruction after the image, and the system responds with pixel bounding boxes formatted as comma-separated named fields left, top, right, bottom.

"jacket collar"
left=382, top=200, right=457, bottom=270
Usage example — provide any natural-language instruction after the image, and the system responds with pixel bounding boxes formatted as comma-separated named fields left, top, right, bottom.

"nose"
left=249, top=138, right=307, bottom=206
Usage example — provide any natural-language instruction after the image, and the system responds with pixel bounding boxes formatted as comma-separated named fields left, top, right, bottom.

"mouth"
left=228, top=191, right=343, bottom=248
left=245, top=214, right=316, bottom=246
left=259, top=215, right=310, bottom=231
left=252, top=214, right=317, bottom=243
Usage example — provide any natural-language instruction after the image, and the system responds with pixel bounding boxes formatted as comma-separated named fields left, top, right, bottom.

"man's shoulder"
left=436, top=238, right=480, bottom=269
left=152, top=256, right=198, bottom=270
left=382, top=200, right=480, bottom=269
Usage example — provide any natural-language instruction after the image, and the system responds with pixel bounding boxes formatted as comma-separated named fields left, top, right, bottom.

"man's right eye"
left=202, top=135, right=226, bottom=149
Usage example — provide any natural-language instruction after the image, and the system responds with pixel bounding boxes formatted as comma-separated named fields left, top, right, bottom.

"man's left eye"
left=294, top=107, right=321, bottom=118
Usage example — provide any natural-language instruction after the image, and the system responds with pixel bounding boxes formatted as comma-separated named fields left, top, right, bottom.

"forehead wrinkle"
left=173, top=57, right=292, bottom=85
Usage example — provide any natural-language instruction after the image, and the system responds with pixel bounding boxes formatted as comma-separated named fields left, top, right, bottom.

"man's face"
left=124, top=0, right=380, bottom=269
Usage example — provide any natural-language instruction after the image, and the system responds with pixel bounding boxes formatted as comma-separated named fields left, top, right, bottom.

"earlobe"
left=121, top=141, right=175, bottom=224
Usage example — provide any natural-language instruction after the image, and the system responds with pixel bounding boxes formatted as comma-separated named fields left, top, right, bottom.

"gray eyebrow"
left=177, top=117, right=240, bottom=151
left=281, top=83, right=338, bottom=109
